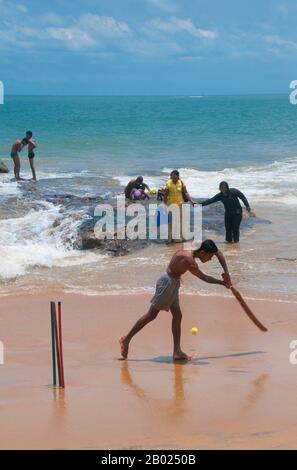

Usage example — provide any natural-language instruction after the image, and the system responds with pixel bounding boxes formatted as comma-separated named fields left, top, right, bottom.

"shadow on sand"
left=125, top=350, right=266, bottom=365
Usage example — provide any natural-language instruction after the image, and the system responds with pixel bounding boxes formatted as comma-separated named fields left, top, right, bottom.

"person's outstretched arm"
left=189, top=262, right=229, bottom=288
left=235, top=189, right=251, bottom=212
left=182, top=184, right=196, bottom=206
left=215, top=250, right=232, bottom=286
left=200, top=193, right=222, bottom=207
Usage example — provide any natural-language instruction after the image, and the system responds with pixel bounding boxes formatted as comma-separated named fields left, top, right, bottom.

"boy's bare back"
left=167, top=250, right=197, bottom=278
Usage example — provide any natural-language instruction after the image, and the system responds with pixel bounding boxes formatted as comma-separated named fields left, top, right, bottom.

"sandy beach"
left=1, top=291, right=297, bottom=450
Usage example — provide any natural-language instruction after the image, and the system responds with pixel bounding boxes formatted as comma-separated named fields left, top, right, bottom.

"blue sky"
left=0, top=0, right=297, bottom=94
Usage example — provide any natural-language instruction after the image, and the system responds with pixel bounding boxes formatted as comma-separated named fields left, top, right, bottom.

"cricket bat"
left=231, top=286, right=268, bottom=332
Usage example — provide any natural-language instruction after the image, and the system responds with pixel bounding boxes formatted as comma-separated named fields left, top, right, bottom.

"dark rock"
left=0, top=161, right=9, bottom=173
left=75, top=199, right=271, bottom=255
left=76, top=227, right=150, bottom=255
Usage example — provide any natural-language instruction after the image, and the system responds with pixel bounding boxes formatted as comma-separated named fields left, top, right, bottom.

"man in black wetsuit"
left=201, top=181, right=251, bottom=243
left=124, top=176, right=150, bottom=200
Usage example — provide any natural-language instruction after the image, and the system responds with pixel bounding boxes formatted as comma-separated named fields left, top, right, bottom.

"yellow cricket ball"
left=191, top=327, right=198, bottom=335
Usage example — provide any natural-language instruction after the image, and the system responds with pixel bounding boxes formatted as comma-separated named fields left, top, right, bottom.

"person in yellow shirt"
left=163, top=170, right=196, bottom=242
left=164, top=170, right=195, bottom=207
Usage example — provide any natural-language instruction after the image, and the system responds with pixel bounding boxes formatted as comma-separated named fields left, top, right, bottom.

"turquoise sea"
left=1, top=94, right=297, bottom=174
left=0, top=95, right=297, bottom=298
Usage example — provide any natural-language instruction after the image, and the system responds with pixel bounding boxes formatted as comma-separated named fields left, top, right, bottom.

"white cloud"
left=14, top=25, right=43, bottom=38
left=149, top=16, right=217, bottom=40
left=180, top=55, right=202, bottom=62
left=44, top=15, right=132, bottom=50
left=0, top=29, right=18, bottom=49
left=0, top=1, right=28, bottom=13
left=47, top=27, right=97, bottom=50
left=1, top=3, right=297, bottom=64
left=41, top=13, right=64, bottom=26
left=146, top=0, right=178, bottom=13
left=264, top=34, right=297, bottom=50
left=122, top=38, right=185, bottom=57
left=0, top=8, right=216, bottom=59
left=14, top=4, right=27, bottom=13
left=273, top=3, right=290, bottom=14
left=0, top=28, right=37, bottom=50
left=79, top=14, right=132, bottom=37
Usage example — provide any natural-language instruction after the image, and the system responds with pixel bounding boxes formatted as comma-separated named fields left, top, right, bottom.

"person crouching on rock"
left=124, top=176, right=150, bottom=200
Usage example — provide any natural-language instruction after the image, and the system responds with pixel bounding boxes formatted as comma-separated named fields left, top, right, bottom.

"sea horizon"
left=4, top=92, right=289, bottom=97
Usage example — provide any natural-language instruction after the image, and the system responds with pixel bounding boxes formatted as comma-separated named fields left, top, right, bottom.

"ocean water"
left=0, top=95, right=297, bottom=299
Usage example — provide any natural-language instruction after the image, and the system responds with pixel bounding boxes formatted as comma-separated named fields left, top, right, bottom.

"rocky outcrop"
left=75, top=200, right=271, bottom=256
left=76, top=218, right=150, bottom=255
left=19, top=187, right=270, bottom=257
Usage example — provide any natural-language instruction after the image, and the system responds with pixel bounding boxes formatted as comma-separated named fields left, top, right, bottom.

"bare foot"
left=173, top=350, right=191, bottom=361
left=119, top=336, right=129, bottom=360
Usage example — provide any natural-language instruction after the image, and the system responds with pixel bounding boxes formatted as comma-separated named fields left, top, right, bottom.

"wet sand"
left=0, top=292, right=297, bottom=449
